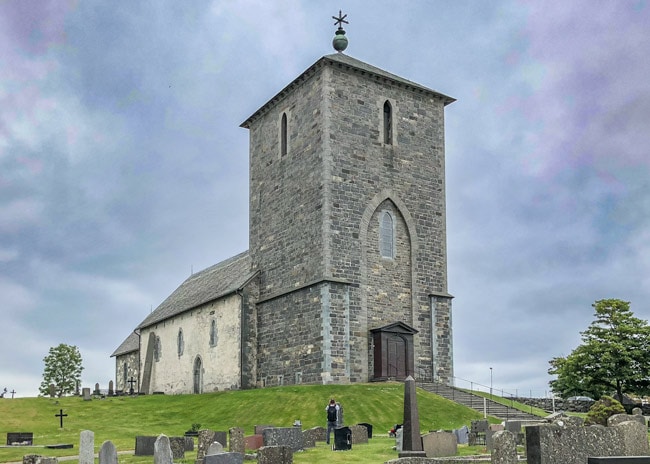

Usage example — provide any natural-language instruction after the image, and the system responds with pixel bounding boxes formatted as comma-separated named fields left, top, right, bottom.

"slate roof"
left=111, top=331, right=139, bottom=357
left=241, top=53, right=455, bottom=128
left=136, top=250, right=254, bottom=330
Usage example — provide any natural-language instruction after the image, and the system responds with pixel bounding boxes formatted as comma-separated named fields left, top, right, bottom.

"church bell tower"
left=241, top=13, right=455, bottom=387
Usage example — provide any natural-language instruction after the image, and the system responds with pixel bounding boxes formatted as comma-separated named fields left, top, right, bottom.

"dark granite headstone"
left=203, top=453, right=243, bottom=464
left=135, top=436, right=157, bottom=456
left=333, top=427, right=351, bottom=451
left=7, top=432, right=33, bottom=446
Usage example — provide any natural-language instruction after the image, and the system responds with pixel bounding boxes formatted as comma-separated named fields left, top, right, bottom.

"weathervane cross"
left=332, top=10, right=348, bottom=28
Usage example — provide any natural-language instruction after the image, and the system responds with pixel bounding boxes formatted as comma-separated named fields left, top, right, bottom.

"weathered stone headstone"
left=399, top=375, right=426, bottom=458
left=197, top=430, right=220, bottom=461
left=348, top=424, right=368, bottom=444
left=207, top=441, right=224, bottom=455
left=228, top=427, right=245, bottom=454
left=79, top=430, right=95, bottom=464
left=22, top=455, right=58, bottom=464
left=257, top=445, right=293, bottom=464
left=262, top=427, right=304, bottom=452
left=608, top=413, right=646, bottom=427
left=169, top=436, right=185, bottom=459
left=491, top=430, right=517, bottom=464
left=357, top=422, right=373, bottom=439
left=184, top=436, right=194, bottom=451
left=154, top=434, right=173, bottom=464
left=48, top=384, right=56, bottom=398
left=108, top=381, right=114, bottom=397
left=98, top=440, right=117, bottom=464
left=303, top=426, right=326, bottom=444
left=82, top=388, right=91, bottom=401
left=94, top=383, right=100, bottom=395
left=421, top=431, right=457, bottom=458
left=526, top=421, right=650, bottom=464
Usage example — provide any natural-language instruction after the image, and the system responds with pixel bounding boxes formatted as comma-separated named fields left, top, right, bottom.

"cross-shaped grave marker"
left=55, top=409, right=68, bottom=428
left=127, top=376, right=137, bottom=395
left=10, top=389, right=16, bottom=399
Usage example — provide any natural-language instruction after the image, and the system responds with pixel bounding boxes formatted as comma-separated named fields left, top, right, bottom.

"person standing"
left=325, top=398, right=340, bottom=445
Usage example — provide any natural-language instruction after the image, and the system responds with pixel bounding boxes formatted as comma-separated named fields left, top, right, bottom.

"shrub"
left=584, top=395, right=626, bottom=426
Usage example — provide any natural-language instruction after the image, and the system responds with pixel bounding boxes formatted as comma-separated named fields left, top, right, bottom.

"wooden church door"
left=387, top=335, right=407, bottom=378
left=371, top=322, right=417, bottom=381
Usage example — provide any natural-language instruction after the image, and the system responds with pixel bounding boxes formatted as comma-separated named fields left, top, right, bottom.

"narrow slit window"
left=383, top=100, right=393, bottom=145
left=380, top=211, right=394, bottom=258
left=280, top=112, right=288, bottom=156
left=177, top=329, right=184, bottom=357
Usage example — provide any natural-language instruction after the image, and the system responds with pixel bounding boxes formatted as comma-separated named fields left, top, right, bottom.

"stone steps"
left=418, top=382, right=542, bottom=421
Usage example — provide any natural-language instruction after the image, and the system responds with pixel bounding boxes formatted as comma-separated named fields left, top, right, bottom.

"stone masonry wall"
left=115, top=351, right=139, bottom=393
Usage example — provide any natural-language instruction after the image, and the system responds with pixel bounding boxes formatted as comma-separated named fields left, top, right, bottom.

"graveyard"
left=0, top=383, right=497, bottom=463
left=4, top=383, right=650, bottom=463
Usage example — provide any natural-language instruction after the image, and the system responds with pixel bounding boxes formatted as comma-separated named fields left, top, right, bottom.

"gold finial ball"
left=333, top=29, right=348, bottom=52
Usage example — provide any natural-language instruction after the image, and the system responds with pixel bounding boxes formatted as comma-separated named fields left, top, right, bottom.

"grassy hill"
left=0, top=383, right=496, bottom=463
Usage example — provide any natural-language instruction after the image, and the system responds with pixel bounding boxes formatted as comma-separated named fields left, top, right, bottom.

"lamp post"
left=489, top=367, right=493, bottom=398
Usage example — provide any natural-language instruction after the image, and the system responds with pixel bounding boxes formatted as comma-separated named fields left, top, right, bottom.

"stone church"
left=111, top=18, right=455, bottom=395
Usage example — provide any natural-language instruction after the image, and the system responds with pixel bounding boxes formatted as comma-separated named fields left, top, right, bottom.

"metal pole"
left=489, top=367, right=493, bottom=398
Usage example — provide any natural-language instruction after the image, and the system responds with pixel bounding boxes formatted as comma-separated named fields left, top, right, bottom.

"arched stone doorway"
left=193, top=356, right=203, bottom=394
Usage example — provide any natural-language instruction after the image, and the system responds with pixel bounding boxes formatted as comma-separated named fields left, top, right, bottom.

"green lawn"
left=0, top=383, right=494, bottom=463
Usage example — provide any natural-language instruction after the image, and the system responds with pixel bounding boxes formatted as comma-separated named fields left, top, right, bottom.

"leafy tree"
left=39, top=343, right=84, bottom=397
left=548, top=299, right=650, bottom=400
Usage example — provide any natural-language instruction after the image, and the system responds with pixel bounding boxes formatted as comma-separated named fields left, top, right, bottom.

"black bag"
left=327, top=405, right=337, bottom=422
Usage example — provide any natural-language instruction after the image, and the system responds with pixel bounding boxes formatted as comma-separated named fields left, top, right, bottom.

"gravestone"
left=108, top=381, right=114, bottom=397
left=207, top=442, right=224, bottom=455
left=454, top=425, right=469, bottom=444
left=22, top=455, right=58, bottom=464
left=257, top=445, right=293, bottom=464
left=526, top=421, right=650, bottom=464
left=48, top=384, right=56, bottom=398
left=303, top=426, right=326, bottom=444
left=608, top=414, right=646, bottom=427
left=169, top=437, right=185, bottom=459
left=135, top=436, right=157, bottom=455
left=421, top=431, right=457, bottom=457
left=357, top=423, right=373, bottom=439
left=228, top=427, right=245, bottom=454
left=154, top=434, right=173, bottom=464
left=94, top=383, right=100, bottom=395
left=395, top=427, right=403, bottom=452
left=491, top=430, right=517, bottom=464
left=82, top=388, right=91, bottom=401
left=588, top=458, right=650, bottom=463
left=348, top=424, right=368, bottom=444
left=99, top=440, right=117, bottom=464
left=333, top=427, right=351, bottom=451
left=197, top=430, right=227, bottom=461
left=79, top=430, right=94, bottom=464
left=204, top=452, right=243, bottom=464
left=486, top=423, right=505, bottom=451
left=184, top=436, right=194, bottom=451
left=399, top=375, right=426, bottom=458
left=244, top=435, right=263, bottom=450
left=255, top=425, right=274, bottom=435
left=7, top=432, right=34, bottom=446
left=262, top=427, right=304, bottom=452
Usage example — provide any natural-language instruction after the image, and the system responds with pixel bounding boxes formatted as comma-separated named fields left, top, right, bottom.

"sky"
left=1, top=0, right=649, bottom=399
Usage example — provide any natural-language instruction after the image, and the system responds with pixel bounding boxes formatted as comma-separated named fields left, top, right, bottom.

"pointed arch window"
left=280, top=112, right=288, bottom=157
left=383, top=100, right=393, bottom=145
left=177, top=328, right=184, bottom=357
left=379, top=211, right=395, bottom=258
